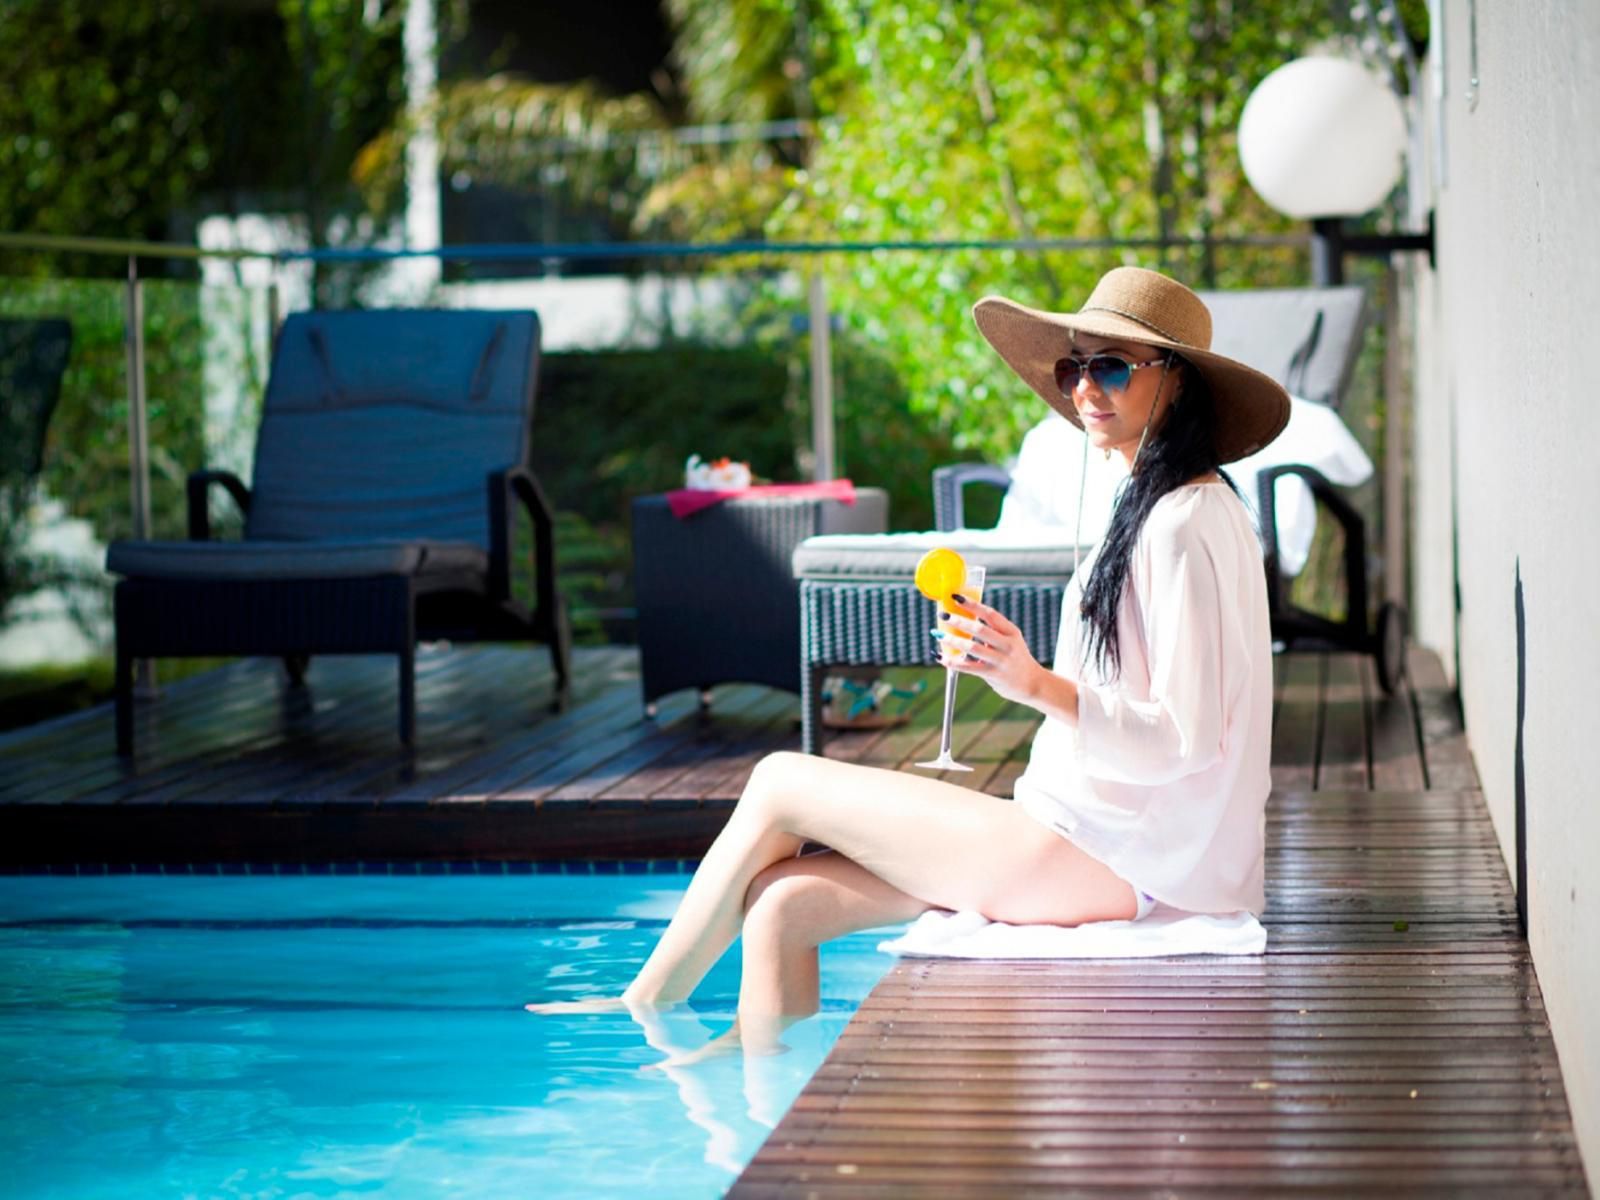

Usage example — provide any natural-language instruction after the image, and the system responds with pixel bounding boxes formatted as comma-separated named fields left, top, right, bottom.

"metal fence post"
left=807, top=269, right=835, bottom=482
left=267, top=279, right=282, bottom=347
left=123, top=256, right=156, bottom=696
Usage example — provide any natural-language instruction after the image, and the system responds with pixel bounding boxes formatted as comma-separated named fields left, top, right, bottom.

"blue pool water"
left=0, top=869, right=905, bottom=1199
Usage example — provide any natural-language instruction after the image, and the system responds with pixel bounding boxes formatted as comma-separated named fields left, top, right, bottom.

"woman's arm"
left=951, top=503, right=1240, bottom=786
left=1070, top=519, right=1233, bottom=786
left=942, top=599, right=1079, bottom=727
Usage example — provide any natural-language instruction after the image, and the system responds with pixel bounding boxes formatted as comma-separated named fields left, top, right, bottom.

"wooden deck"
left=1, top=641, right=1476, bottom=860
left=0, top=643, right=1588, bottom=1193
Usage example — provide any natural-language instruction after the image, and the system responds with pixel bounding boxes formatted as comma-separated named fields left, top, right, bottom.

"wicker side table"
left=631, top=489, right=888, bottom=716
left=792, top=534, right=1080, bottom=755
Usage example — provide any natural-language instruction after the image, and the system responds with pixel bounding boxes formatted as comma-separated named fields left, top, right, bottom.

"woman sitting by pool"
left=528, top=267, right=1290, bottom=1056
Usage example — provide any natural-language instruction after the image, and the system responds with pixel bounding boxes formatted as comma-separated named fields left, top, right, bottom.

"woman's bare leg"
left=618, top=760, right=805, bottom=1007
left=734, top=850, right=933, bottom=1054
left=618, top=750, right=1136, bottom=1009
left=648, top=849, right=931, bottom=1066
left=739, top=850, right=930, bottom=1021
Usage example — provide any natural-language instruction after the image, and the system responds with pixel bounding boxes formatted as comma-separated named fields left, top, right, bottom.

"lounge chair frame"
left=109, top=310, right=570, bottom=754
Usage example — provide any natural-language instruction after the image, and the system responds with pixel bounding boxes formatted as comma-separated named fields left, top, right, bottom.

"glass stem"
left=939, top=666, right=958, bottom=758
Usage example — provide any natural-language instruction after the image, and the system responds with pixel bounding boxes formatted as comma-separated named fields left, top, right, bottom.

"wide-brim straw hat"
left=972, top=266, right=1290, bottom=464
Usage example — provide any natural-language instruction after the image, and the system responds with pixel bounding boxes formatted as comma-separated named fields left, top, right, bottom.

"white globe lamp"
left=1239, top=56, right=1406, bottom=218
left=1238, top=55, right=1426, bottom=284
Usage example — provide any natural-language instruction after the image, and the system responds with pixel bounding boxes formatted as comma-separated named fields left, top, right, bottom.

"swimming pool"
left=0, top=867, right=905, bottom=1199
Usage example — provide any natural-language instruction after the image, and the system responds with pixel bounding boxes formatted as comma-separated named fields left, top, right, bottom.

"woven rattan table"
left=631, top=489, right=888, bottom=717
left=792, top=534, right=1079, bottom=755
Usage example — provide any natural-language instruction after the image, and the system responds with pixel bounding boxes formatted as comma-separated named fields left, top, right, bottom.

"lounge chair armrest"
left=932, top=462, right=1013, bottom=532
left=186, top=469, right=252, bottom=541
left=1255, top=463, right=1368, bottom=638
left=490, top=465, right=559, bottom=616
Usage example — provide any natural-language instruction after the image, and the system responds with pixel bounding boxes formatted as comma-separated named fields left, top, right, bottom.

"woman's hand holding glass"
left=939, top=598, right=1046, bottom=706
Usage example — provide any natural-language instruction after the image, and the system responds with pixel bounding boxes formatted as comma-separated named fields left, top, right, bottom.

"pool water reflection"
left=0, top=870, right=904, bottom=1199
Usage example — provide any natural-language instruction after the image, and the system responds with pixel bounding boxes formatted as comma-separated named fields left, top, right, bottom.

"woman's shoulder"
left=1149, top=478, right=1242, bottom=524
left=1141, top=479, right=1252, bottom=554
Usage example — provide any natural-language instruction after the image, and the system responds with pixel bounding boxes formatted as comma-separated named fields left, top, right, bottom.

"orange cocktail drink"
left=913, top=549, right=987, bottom=771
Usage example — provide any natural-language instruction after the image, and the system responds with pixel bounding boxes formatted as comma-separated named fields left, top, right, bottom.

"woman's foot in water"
left=528, top=998, right=646, bottom=1017
left=642, top=1016, right=793, bottom=1070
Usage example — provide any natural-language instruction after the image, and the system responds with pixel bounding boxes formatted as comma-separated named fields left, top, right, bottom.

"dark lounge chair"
left=1, top=317, right=73, bottom=618
left=0, top=318, right=72, bottom=487
left=106, top=309, right=571, bottom=754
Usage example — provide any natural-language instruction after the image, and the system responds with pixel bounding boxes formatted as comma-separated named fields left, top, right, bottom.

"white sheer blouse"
left=1012, top=481, right=1274, bottom=916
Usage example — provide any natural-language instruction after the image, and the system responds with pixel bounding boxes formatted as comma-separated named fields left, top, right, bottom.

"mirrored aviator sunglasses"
left=1053, top=353, right=1168, bottom=397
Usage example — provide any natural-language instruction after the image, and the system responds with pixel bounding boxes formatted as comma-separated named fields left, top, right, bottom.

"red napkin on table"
left=665, top=478, right=858, bottom=519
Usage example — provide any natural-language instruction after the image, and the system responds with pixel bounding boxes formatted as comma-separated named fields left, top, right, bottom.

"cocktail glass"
left=916, top=562, right=986, bottom=772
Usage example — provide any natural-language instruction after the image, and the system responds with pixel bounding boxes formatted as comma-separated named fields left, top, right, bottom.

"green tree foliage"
left=395, top=0, right=1384, bottom=470
left=0, top=0, right=406, bottom=279
left=665, top=0, right=831, bottom=126
left=280, top=0, right=409, bottom=290
left=361, top=0, right=1404, bottom=575
left=0, top=1, right=219, bottom=276
left=353, top=76, right=667, bottom=230
left=766, top=0, right=1340, bottom=461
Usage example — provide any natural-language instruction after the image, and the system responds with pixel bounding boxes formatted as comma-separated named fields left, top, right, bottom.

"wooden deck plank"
left=1407, top=643, right=1482, bottom=790
left=1317, top=652, right=1369, bottom=790
left=271, top=651, right=614, bottom=806
left=378, top=672, right=648, bottom=802
left=4, top=644, right=561, bottom=807
left=1365, top=654, right=1427, bottom=791
left=593, top=688, right=798, bottom=804
left=1270, top=652, right=1321, bottom=791
left=646, top=703, right=801, bottom=803
left=964, top=702, right=1043, bottom=795
left=488, top=688, right=710, bottom=802
left=542, top=684, right=775, bottom=802
left=0, top=654, right=404, bottom=802
left=91, top=650, right=497, bottom=808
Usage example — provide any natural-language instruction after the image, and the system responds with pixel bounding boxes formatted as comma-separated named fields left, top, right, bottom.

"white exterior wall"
left=1410, top=0, right=1600, bottom=1170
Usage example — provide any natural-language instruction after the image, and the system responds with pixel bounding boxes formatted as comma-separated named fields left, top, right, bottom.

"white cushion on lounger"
left=994, top=397, right=1373, bottom=576
left=792, top=528, right=1083, bottom=582
left=1230, top=394, right=1374, bottom=575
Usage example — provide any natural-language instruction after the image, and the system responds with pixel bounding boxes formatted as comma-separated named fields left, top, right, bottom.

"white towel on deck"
left=878, top=907, right=1267, bottom=959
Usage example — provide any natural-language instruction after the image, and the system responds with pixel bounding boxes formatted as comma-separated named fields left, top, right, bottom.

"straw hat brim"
left=972, top=296, right=1290, bottom=464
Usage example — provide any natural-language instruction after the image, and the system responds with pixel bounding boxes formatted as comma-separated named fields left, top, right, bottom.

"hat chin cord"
left=1074, top=422, right=1088, bottom=581
left=1129, top=354, right=1174, bottom=478
left=1075, top=353, right=1173, bottom=579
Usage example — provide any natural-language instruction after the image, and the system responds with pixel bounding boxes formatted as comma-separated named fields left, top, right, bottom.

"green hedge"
left=532, top=336, right=969, bottom=642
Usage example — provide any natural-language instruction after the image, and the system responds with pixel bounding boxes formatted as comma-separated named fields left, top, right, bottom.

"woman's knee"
left=741, top=861, right=823, bottom=945
left=746, top=750, right=806, bottom=793
left=739, top=750, right=811, bottom=823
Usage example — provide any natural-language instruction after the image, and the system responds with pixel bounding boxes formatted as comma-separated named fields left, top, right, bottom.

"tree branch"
left=962, top=13, right=1061, bottom=299
left=1141, top=2, right=1177, bottom=270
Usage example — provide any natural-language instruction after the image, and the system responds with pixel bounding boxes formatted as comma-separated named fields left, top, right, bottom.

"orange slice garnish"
left=913, top=547, right=967, bottom=604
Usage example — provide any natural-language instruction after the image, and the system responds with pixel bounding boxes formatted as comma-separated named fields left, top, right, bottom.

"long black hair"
left=1076, top=355, right=1242, bottom=681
